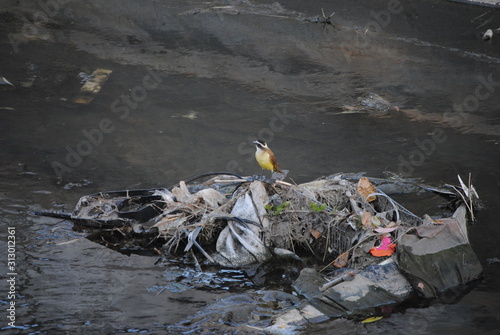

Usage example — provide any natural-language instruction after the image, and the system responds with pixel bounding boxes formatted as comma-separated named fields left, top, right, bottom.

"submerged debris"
left=72, top=68, right=112, bottom=104
left=339, top=92, right=401, bottom=116
left=302, top=8, right=335, bottom=25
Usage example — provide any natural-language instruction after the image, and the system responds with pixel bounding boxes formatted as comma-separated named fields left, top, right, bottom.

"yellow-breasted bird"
left=253, top=140, right=283, bottom=173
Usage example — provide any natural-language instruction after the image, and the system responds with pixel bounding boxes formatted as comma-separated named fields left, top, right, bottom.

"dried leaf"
left=361, top=211, right=372, bottom=228
left=310, top=228, right=322, bottom=239
left=357, top=177, right=377, bottom=202
left=361, top=316, right=383, bottom=323
left=333, top=251, right=349, bottom=268
left=457, top=174, right=469, bottom=198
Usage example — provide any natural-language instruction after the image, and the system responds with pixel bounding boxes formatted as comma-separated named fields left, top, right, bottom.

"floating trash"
left=72, top=68, right=112, bottom=104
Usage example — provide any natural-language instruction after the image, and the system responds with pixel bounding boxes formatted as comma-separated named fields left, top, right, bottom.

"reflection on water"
left=1, top=0, right=500, bottom=333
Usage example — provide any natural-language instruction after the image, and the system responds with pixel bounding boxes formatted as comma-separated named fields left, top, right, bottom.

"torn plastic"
left=396, top=205, right=483, bottom=298
left=214, top=180, right=272, bottom=267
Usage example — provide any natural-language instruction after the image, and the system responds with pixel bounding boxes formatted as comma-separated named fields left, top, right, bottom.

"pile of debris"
left=36, top=172, right=483, bottom=328
left=37, top=173, right=430, bottom=267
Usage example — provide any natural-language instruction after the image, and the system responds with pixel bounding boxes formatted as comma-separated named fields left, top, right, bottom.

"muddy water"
left=1, top=0, right=499, bottom=333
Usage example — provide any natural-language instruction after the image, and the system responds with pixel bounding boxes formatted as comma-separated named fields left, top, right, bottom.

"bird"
left=253, top=140, right=283, bottom=173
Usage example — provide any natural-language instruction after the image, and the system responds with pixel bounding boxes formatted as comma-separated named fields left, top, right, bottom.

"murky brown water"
left=1, top=0, right=500, bottom=333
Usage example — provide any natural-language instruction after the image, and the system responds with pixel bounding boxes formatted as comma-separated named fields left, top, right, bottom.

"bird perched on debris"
left=253, top=140, right=283, bottom=173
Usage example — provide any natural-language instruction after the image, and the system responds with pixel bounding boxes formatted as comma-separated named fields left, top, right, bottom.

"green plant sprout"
left=265, top=201, right=290, bottom=215
left=309, top=202, right=327, bottom=212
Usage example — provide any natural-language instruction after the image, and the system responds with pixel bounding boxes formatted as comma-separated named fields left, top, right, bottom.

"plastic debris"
left=369, top=235, right=396, bottom=257
left=483, top=29, right=493, bottom=41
